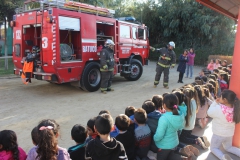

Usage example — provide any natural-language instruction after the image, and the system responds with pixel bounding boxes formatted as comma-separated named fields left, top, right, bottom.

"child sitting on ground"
left=86, top=113, right=127, bottom=160
left=179, top=87, right=210, bottom=150
left=142, top=100, right=161, bottom=153
left=195, top=85, right=212, bottom=129
left=208, top=90, right=240, bottom=160
left=214, top=59, right=221, bottom=69
left=115, top=114, right=135, bottom=160
left=99, top=110, right=119, bottom=137
left=207, top=59, right=214, bottom=72
left=221, top=60, right=228, bottom=67
left=125, top=106, right=136, bottom=117
left=31, top=126, right=39, bottom=146
left=173, top=90, right=200, bottom=158
left=152, top=95, right=165, bottom=113
left=199, top=69, right=205, bottom=78
left=27, top=119, right=70, bottom=160
left=154, top=94, right=185, bottom=160
left=0, top=130, right=27, bottom=160
left=227, top=64, right=232, bottom=75
left=219, top=72, right=229, bottom=91
left=213, top=69, right=220, bottom=75
left=134, top=108, right=152, bottom=159
left=68, top=124, right=87, bottom=160
left=85, top=117, right=98, bottom=144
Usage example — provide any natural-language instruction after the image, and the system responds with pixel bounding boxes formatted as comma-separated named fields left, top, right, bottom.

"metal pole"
left=4, top=17, right=8, bottom=70
left=229, top=7, right=240, bottom=148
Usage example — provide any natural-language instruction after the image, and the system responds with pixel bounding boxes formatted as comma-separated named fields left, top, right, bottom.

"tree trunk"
left=4, top=17, right=8, bottom=70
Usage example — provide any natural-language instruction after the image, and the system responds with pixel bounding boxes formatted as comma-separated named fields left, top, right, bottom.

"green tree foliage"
left=114, top=0, right=235, bottom=64
left=0, top=0, right=24, bottom=22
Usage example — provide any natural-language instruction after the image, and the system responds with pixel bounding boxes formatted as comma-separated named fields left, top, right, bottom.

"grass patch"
left=0, top=58, right=14, bottom=76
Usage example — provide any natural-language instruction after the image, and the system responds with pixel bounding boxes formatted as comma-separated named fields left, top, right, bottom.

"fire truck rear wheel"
left=80, top=62, right=101, bottom=92
left=124, top=59, right=143, bottom=81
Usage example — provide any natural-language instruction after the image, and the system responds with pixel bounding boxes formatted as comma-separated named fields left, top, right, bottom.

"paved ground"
left=0, top=61, right=238, bottom=160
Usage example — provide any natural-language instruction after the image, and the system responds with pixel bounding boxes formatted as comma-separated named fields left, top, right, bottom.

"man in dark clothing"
left=85, top=113, right=127, bottom=160
left=100, top=39, right=115, bottom=94
left=150, top=41, right=176, bottom=89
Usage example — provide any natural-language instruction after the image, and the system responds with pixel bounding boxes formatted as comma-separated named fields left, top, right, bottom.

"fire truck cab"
left=12, top=0, right=150, bottom=92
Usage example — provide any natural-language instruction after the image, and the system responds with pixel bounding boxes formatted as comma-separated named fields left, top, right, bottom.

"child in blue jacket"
left=154, top=93, right=185, bottom=160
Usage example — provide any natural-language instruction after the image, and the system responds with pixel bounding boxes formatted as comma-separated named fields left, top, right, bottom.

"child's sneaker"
left=179, top=146, right=194, bottom=157
left=201, top=136, right=210, bottom=148
left=204, top=117, right=209, bottom=124
left=196, top=137, right=208, bottom=149
left=186, top=145, right=200, bottom=156
left=222, top=154, right=233, bottom=160
left=198, top=119, right=204, bottom=128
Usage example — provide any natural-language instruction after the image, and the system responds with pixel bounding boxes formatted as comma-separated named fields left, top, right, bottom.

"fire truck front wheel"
left=80, top=62, right=101, bottom=92
left=124, top=59, right=143, bottom=81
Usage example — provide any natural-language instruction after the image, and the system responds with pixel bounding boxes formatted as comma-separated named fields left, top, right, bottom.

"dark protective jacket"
left=177, top=54, right=188, bottom=73
left=155, top=47, right=176, bottom=67
left=100, top=47, right=114, bottom=71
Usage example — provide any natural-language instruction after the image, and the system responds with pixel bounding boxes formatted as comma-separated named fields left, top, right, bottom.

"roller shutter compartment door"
left=59, top=16, right=80, bottom=31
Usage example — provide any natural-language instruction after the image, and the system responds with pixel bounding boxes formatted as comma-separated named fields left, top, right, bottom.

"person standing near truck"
left=150, top=41, right=176, bottom=89
left=100, top=39, right=115, bottom=94
left=185, top=48, right=196, bottom=79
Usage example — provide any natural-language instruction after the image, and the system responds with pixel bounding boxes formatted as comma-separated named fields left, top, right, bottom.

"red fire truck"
left=11, top=0, right=150, bottom=92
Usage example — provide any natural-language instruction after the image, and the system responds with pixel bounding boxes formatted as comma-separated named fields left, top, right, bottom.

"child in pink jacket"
left=207, top=59, right=214, bottom=72
left=0, top=130, right=27, bottom=160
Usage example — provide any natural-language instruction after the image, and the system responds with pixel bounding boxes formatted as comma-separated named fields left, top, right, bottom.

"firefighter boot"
left=101, top=90, right=107, bottom=94
left=107, top=88, right=114, bottom=91
left=154, top=81, right=159, bottom=88
left=164, top=86, right=169, bottom=89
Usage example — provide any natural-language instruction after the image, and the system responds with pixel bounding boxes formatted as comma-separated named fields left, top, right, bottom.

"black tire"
left=80, top=62, right=101, bottom=92
left=124, top=59, right=143, bottom=81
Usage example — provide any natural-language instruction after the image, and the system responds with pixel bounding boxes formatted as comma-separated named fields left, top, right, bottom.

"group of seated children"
left=199, top=60, right=231, bottom=95
left=207, top=59, right=232, bottom=74
left=1, top=72, right=240, bottom=160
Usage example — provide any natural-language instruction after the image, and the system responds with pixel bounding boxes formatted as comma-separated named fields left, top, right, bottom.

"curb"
left=0, top=75, right=20, bottom=79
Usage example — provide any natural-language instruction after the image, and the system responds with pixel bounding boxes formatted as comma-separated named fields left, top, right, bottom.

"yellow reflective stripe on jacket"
left=160, top=56, right=171, bottom=61
left=171, top=64, right=176, bottom=67
left=157, top=62, right=170, bottom=68
left=100, top=68, right=114, bottom=72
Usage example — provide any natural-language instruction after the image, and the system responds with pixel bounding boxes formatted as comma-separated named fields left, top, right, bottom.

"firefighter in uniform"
left=100, top=39, right=115, bottom=94
left=150, top=41, right=176, bottom=89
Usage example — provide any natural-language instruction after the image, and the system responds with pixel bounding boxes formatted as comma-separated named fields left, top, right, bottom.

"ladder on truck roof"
left=20, top=0, right=115, bottom=17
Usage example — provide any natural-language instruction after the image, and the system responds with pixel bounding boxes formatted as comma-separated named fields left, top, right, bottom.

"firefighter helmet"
left=32, top=46, right=40, bottom=53
left=105, top=39, right=115, bottom=47
left=169, top=41, right=175, bottom=48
